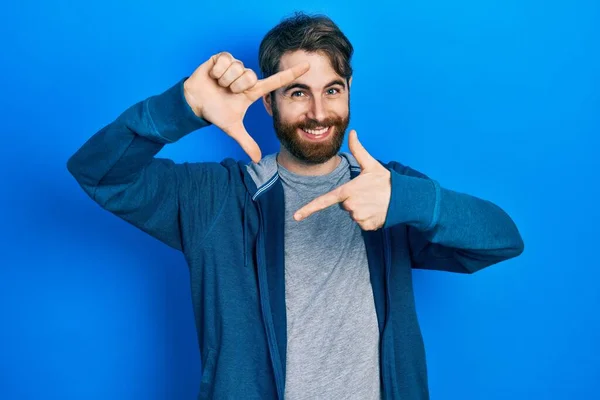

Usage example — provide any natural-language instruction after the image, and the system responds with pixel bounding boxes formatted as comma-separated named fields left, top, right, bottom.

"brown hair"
left=258, top=11, right=354, bottom=89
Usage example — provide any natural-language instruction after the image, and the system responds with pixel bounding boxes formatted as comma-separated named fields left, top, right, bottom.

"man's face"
left=264, top=50, right=351, bottom=164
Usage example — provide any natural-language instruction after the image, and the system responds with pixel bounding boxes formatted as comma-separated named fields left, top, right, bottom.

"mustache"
left=296, top=117, right=344, bottom=130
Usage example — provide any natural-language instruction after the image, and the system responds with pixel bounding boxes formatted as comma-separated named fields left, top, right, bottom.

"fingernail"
left=294, top=213, right=302, bottom=221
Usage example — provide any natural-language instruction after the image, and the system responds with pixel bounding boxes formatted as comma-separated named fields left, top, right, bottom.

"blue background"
left=1, top=0, right=598, bottom=399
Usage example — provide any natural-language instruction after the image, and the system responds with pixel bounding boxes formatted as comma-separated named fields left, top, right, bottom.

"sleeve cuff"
left=144, top=77, right=211, bottom=143
left=383, top=169, right=441, bottom=230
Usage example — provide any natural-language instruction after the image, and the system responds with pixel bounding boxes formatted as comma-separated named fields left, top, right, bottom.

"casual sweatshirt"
left=66, top=77, right=525, bottom=400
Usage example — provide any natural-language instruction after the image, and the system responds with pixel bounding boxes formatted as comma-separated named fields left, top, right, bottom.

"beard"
left=272, top=99, right=350, bottom=165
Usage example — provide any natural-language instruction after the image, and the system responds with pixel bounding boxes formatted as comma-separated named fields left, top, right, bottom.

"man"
left=67, top=12, right=524, bottom=400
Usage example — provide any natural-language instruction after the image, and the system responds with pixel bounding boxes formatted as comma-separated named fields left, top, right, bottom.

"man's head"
left=259, top=12, right=354, bottom=165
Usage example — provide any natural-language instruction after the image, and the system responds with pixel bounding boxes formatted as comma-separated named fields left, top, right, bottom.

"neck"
left=276, top=147, right=341, bottom=176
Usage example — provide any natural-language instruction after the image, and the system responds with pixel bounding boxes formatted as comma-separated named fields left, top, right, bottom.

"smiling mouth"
left=299, top=126, right=332, bottom=140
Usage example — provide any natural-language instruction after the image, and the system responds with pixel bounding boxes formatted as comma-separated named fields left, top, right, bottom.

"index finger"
left=247, top=62, right=310, bottom=100
left=294, top=186, right=347, bottom=221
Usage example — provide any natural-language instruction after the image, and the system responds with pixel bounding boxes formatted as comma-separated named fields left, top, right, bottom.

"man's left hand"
left=294, top=130, right=391, bottom=231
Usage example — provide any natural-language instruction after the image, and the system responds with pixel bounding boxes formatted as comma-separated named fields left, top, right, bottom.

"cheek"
left=334, top=99, right=350, bottom=114
left=326, top=98, right=349, bottom=116
left=278, top=103, right=308, bottom=122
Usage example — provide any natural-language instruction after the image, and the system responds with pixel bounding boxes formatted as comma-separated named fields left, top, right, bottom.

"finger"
left=247, top=62, right=310, bottom=101
left=222, top=121, right=262, bottom=163
left=341, top=198, right=353, bottom=212
left=230, top=69, right=258, bottom=94
left=209, top=52, right=235, bottom=79
left=218, top=60, right=245, bottom=88
left=294, top=186, right=347, bottom=221
left=348, top=130, right=378, bottom=171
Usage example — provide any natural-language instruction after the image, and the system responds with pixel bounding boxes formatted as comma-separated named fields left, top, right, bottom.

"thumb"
left=348, top=130, right=377, bottom=170
left=223, top=121, right=262, bottom=163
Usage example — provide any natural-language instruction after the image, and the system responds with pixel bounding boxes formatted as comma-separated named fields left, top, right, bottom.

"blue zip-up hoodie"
left=67, top=78, right=525, bottom=400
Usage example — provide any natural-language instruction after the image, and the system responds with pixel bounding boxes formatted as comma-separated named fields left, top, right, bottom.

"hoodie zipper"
left=382, top=228, right=398, bottom=399
left=256, top=204, right=285, bottom=400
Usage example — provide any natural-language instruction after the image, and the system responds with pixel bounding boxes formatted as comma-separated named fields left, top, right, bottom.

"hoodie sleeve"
left=382, top=161, right=524, bottom=274
left=67, top=78, right=230, bottom=252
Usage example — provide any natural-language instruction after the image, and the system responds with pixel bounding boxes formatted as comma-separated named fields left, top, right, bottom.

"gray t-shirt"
left=278, top=155, right=381, bottom=400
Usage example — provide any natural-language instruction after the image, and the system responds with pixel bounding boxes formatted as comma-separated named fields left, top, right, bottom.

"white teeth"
left=302, top=127, right=329, bottom=135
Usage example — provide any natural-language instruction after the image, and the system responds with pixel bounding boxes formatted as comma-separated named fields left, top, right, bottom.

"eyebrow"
left=282, top=79, right=346, bottom=93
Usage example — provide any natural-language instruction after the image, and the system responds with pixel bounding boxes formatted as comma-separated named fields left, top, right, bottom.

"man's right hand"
left=183, top=52, right=310, bottom=163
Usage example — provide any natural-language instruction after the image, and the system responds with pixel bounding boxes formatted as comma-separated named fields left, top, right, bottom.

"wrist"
left=183, top=78, right=204, bottom=119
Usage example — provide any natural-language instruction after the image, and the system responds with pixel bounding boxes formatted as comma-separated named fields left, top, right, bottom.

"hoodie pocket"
left=198, top=348, right=217, bottom=399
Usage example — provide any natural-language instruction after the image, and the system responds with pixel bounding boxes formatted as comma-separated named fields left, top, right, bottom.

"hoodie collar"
left=242, top=152, right=363, bottom=200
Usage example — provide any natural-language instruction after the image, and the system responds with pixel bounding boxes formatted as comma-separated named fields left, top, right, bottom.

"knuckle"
left=220, top=52, right=234, bottom=62
left=354, top=211, right=367, bottom=221
left=231, top=60, right=244, bottom=71
left=211, top=64, right=226, bottom=79
left=212, top=53, right=236, bottom=78
left=245, top=69, right=258, bottom=85
left=218, top=65, right=242, bottom=87
left=210, top=65, right=223, bottom=79
left=231, top=81, right=246, bottom=94
left=232, top=72, right=255, bottom=93
left=229, top=62, right=246, bottom=79
left=229, top=81, right=243, bottom=93
left=359, top=220, right=375, bottom=231
left=342, top=199, right=353, bottom=211
left=217, top=76, right=229, bottom=87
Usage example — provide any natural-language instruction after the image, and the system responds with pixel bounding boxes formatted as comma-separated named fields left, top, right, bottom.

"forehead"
left=278, top=50, right=343, bottom=87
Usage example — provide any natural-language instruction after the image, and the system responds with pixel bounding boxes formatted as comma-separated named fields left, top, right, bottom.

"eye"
left=291, top=91, right=306, bottom=97
left=326, top=88, right=341, bottom=95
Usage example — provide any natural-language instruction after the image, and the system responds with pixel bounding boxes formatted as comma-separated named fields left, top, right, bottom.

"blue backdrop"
left=1, top=0, right=598, bottom=399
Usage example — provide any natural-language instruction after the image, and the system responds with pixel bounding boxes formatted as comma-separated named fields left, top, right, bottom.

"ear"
left=263, top=92, right=273, bottom=116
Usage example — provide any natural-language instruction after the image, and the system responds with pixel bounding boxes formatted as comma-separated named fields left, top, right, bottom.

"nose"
left=307, top=96, right=327, bottom=123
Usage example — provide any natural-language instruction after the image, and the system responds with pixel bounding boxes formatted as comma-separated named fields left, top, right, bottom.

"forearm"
left=67, top=77, right=210, bottom=191
left=384, top=168, right=524, bottom=256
